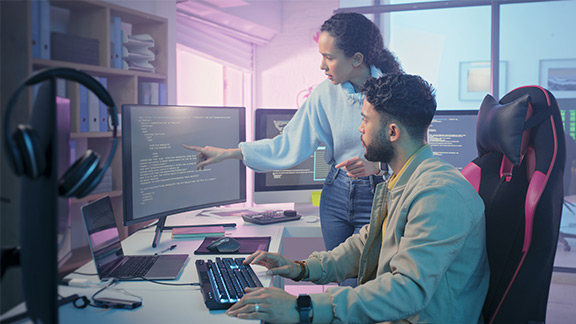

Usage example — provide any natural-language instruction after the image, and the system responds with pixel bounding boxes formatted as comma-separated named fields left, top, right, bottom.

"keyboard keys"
left=111, top=256, right=158, bottom=278
left=195, top=257, right=263, bottom=310
left=242, top=210, right=301, bottom=225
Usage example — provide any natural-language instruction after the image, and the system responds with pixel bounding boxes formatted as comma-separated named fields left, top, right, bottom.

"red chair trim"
left=462, top=162, right=481, bottom=192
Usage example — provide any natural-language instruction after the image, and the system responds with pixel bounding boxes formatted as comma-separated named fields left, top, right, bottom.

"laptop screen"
left=81, top=196, right=125, bottom=274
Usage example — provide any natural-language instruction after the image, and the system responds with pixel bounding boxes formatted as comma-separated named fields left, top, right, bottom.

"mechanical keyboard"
left=195, top=257, right=263, bottom=310
left=241, top=210, right=301, bottom=225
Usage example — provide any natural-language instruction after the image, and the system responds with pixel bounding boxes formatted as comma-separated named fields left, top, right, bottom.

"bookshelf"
left=1, top=0, right=168, bottom=241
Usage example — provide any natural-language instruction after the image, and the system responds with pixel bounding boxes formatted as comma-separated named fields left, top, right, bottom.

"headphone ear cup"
left=58, top=150, right=101, bottom=198
left=12, top=124, right=46, bottom=179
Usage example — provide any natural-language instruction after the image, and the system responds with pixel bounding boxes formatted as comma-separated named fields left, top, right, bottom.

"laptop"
left=81, top=196, right=188, bottom=280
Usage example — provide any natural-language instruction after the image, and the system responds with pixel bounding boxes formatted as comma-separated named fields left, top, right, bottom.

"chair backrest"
left=462, top=86, right=565, bottom=324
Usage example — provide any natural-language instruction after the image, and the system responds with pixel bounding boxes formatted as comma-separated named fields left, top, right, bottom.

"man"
left=226, top=74, right=489, bottom=323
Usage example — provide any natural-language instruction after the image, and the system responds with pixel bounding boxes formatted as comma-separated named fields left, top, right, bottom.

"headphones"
left=4, top=67, right=118, bottom=199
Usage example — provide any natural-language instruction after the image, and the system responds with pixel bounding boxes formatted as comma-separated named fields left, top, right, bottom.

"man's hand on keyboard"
left=244, top=251, right=301, bottom=280
left=226, top=286, right=300, bottom=323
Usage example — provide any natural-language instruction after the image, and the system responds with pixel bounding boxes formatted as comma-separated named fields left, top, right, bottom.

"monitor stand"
left=152, top=216, right=167, bottom=248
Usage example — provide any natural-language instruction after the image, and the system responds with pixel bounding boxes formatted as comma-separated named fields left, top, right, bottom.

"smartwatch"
left=296, top=294, right=312, bottom=324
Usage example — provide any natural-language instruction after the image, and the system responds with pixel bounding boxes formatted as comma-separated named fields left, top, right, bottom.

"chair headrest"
left=477, top=93, right=531, bottom=165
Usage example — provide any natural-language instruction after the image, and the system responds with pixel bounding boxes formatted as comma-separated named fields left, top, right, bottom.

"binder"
left=138, top=81, right=152, bottom=104
left=79, top=85, right=89, bottom=132
left=31, top=0, right=40, bottom=58
left=110, top=16, right=122, bottom=69
left=88, top=78, right=100, bottom=132
left=159, top=83, right=167, bottom=105
left=98, top=77, right=109, bottom=131
left=150, top=82, right=159, bottom=105
left=39, top=0, right=51, bottom=60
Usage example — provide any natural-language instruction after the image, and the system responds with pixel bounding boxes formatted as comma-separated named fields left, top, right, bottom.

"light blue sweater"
left=239, top=66, right=384, bottom=172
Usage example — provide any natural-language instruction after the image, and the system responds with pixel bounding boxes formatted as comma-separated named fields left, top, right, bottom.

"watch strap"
left=296, top=294, right=312, bottom=324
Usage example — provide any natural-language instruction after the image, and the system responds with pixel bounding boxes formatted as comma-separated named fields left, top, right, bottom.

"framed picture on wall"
left=540, top=59, right=576, bottom=99
left=459, top=61, right=507, bottom=101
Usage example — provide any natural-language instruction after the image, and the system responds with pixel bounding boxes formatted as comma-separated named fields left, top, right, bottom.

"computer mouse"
left=206, top=237, right=241, bottom=253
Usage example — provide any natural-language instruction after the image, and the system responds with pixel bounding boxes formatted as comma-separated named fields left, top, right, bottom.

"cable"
left=67, top=272, right=198, bottom=286
left=135, top=276, right=200, bottom=286
left=71, top=271, right=98, bottom=276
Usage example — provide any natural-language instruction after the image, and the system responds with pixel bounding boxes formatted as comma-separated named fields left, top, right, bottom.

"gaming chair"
left=462, top=86, right=565, bottom=324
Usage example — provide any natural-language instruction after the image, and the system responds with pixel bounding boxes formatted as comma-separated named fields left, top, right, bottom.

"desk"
left=3, top=209, right=323, bottom=324
left=3, top=219, right=289, bottom=323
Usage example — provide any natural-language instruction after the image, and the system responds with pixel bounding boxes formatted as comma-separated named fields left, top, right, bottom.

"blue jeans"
left=320, top=164, right=385, bottom=251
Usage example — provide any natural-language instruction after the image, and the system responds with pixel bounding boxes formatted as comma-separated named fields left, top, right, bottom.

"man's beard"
left=363, top=131, right=394, bottom=164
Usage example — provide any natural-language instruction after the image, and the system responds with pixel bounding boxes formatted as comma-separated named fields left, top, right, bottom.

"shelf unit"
left=1, top=0, right=168, bottom=261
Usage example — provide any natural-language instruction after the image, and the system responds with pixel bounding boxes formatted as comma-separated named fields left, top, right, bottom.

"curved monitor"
left=122, top=104, right=246, bottom=238
left=253, top=108, right=330, bottom=204
left=428, top=109, right=479, bottom=170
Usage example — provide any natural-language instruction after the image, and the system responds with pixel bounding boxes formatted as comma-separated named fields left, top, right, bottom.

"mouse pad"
left=194, top=236, right=271, bottom=255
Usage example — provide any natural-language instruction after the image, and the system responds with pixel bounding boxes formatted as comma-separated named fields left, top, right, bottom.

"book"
left=171, top=226, right=225, bottom=239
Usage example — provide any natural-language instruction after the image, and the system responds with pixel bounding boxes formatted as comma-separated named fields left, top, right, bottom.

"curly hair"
left=361, top=74, right=437, bottom=140
left=321, top=12, right=402, bottom=74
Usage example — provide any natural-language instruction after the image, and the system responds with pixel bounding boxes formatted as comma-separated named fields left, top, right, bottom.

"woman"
left=184, top=12, right=402, bottom=261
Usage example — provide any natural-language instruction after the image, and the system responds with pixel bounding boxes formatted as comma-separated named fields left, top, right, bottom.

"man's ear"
left=389, top=124, right=400, bottom=142
left=352, top=52, right=364, bottom=67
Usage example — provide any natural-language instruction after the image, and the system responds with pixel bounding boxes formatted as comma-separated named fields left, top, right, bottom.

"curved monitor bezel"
left=121, top=104, right=246, bottom=226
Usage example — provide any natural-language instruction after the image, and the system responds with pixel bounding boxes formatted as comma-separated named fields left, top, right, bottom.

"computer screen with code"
left=428, top=110, right=478, bottom=170
left=122, top=104, right=246, bottom=226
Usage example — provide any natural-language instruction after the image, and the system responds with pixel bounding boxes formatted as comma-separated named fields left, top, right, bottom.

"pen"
left=155, top=244, right=177, bottom=255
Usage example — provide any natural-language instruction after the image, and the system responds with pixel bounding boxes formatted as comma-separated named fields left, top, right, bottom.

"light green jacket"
left=305, top=146, right=489, bottom=323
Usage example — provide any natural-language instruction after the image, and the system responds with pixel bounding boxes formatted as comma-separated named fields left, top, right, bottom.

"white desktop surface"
left=3, top=208, right=323, bottom=323
left=58, top=222, right=283, bottom=324
left=3, top=219, right=285, bottom=324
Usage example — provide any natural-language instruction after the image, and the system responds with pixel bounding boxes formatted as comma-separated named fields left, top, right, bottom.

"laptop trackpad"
left=146, top=255, right=188, bottom=279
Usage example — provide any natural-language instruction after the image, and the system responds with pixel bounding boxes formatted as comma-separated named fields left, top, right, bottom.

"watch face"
left=297, top=295, right=312, bottom=308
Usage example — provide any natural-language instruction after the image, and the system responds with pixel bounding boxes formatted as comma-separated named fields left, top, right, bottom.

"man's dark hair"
left=321, top=12, right=402, bottom=74
left=361, top=74, right=437, bottom=140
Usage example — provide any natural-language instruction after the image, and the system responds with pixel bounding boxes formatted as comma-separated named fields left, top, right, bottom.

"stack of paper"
left=171, top=226, right=225, bottom=239
left=122, top=34, right=155, bottom=73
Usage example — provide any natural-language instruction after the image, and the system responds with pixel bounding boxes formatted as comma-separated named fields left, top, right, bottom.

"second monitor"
left=253, top=108, right=330, bottom=204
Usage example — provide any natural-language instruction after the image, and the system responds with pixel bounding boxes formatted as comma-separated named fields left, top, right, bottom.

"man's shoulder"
left=414, top=157, right=480, bottom=197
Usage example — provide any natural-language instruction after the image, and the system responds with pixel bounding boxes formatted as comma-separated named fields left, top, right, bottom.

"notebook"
left=81, top=196, right=188, bottom=280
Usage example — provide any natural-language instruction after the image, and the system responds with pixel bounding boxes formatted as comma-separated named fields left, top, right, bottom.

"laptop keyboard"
left=195, top=257, right=263, bottom=310
left=110, top=255, right=158, bottom=278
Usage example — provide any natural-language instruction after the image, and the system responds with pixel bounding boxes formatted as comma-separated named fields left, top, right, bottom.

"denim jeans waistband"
left=325, top=164, right=385, bottom=190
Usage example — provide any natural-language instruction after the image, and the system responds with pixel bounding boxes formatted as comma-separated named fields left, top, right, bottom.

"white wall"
left=255, top=0, right=339, bottom=109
